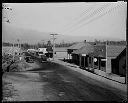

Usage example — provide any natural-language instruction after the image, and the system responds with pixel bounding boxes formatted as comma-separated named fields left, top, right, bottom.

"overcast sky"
left=3, top=2, right=127, bottom=41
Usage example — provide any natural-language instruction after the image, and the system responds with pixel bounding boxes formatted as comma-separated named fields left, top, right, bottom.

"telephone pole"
left=50, top=34, right=58, bottom=60
left=17, top=39, right=20, bottom=55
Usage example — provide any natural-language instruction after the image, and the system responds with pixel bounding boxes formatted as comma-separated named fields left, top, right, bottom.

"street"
left=2, top=2, right=127, bottom=102
left=2, top=52, right=126, bottom=101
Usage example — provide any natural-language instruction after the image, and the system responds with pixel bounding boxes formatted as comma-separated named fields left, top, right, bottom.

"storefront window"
left=101, top=61, right=106, bottom=67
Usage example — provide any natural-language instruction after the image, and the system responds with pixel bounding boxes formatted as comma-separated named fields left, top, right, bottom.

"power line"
left=64, top=2, right=124, bottom=35
left=61, top=3, right=96, bottom=32
left=63, top=3, right=111, bottom=34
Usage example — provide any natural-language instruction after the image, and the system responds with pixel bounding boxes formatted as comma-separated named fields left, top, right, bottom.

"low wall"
left=94, top=69, right=125, bottom=83
left=53, top=59, right=127, bottom=92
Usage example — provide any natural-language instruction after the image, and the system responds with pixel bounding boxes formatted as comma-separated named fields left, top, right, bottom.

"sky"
left=2, top=2, right=127, bottom=41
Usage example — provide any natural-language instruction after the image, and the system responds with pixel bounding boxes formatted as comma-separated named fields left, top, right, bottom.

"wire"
left=64, top=2, right=124, bottom=35
left=62, top=3, right=111, bottom=34
left=61, top=3, right=96, bottom=32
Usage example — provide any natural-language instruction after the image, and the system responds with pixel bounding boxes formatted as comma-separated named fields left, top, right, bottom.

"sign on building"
left=94, top=58, right=97, bottom=62
left=82, top=54, right=86, bottom=56
left=101, top=59, right=107, bottom=61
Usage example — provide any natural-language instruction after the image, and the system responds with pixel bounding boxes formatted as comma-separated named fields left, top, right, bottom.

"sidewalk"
left=53, top=59, right=127, bottom=93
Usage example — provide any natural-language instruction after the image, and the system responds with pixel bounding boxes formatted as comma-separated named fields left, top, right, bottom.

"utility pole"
left=12, top=42, right=14, bottom=62
left=50, top=34, right=58, bottom=60
left=17, top=39, right=20, bottom=55
left=126, top=6, right=127, bottom=84
left=41, top=40, right=45, bottom=47
left=106, top=41, right=107, bottom=73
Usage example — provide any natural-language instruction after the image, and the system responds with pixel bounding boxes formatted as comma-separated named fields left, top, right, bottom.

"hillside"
left=2, top=23, right=95, bottom=44
left=2, top=22, right=125, bottom=44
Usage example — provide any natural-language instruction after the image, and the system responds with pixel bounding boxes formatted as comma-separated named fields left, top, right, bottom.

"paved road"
left=2, top=52, right=127, bottom=101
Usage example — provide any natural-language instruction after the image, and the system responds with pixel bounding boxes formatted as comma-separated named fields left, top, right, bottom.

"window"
left=101, top=61, right=106, bottom=67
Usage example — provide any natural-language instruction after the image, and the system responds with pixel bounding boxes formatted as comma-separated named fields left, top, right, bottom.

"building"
left=71, top=44, right=126, bottom=83
left=89, top=45, right=107, bottom=72
left=54, top=47, right=67, bottom=60
left=90, top=45, right=126, bottom=77
left=72, top=43, right=94, bottom=70
left=67, top=40, right=87, bottom=61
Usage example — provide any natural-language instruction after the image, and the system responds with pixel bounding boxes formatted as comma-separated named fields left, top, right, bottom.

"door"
left=111, top=59, right=119, bottom=75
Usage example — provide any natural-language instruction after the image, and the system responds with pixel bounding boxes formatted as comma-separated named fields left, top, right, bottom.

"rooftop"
left=90, top=45, right=126, bottom=58
left=67, top=41, right=87, bottom=50
left=107, top=45, right=126, bottom=58
left=72, top=43, right=94, bottom=55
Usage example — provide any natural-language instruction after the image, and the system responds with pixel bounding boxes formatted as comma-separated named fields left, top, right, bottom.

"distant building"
left=67, top=40, right=87, bottom=60
left=72, top=43, right=94, bottom=68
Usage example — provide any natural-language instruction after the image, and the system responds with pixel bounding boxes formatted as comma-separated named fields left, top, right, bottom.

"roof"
left=90, top=45, right=106, bottom=57
left=90, top=45, right=126, bottom=58
left=107, top=45, right=126, bottom=58
left=67, top=42, right=87, bottom=50
left=72, top=43, right=94, bottom=55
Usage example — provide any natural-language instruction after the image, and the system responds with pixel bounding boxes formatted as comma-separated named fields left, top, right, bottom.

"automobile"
left=25, top=56, right=34, bottom=63
left=40, top=55, right=47, bottom=61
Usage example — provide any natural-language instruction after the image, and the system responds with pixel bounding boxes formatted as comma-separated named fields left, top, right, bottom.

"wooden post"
left=87, top=57, right=89, bottom=68
left=84, top=56, right=85, bottom=67
left=98, top=57, right=99, bottom=70
left=67, top=52, right=68, bottom=60
left=92, top=57, right=94, bottom=70
left=79, top=55, right=81, bottom=67
left=106, top=41, right=108, bottom=72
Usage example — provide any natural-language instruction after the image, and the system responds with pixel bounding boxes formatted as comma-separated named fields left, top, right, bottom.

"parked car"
left=40, top=55, right=47, bottom=61
left=25, top=56, right=34, bottom=63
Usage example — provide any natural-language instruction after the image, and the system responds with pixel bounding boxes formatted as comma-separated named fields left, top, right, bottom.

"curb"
left=53, top=60, right=127, bottom=93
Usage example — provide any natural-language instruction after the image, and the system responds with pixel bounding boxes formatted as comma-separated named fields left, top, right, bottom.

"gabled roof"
left=90, top=45, right=126, bottom=58
left=107, top=45, right=126, bottom=58
left=67, top=42, right=86, bottom=50
left=91, top=45, right=106, bottom=57
left=72, top=43, right=94, bottom=55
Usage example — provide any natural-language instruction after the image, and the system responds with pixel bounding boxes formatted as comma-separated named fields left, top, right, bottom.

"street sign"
left=94, top=58, right=97, bottom=62
left=82, top=54, right=86, bottom=56
left=101, top=59, right=107, bottom=61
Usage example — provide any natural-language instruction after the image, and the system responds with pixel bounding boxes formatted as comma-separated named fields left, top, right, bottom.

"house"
left=107, top=45, right=126, bottom=76
left=67, top=40, right=87, bottom=61
left=72, top=43, right=94, bottom=70
left=89, top=44, right=107, bottom=72
left=90, top=45, right=126, bottom=77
